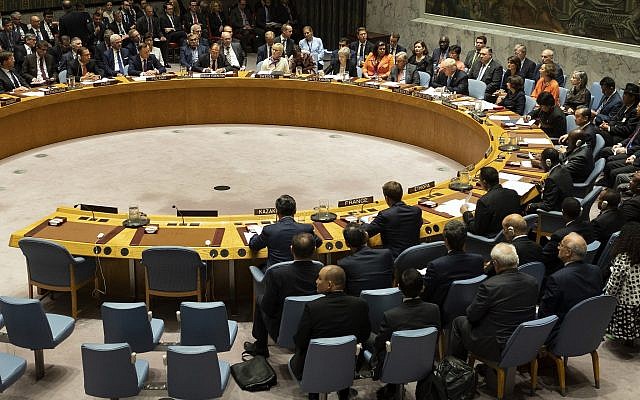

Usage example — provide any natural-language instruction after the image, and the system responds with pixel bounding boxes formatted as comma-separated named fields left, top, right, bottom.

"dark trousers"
left=251, top=297, right=279, bottom=349
left=602, top=154, right=638, bottom=187
left=309, top=388, right=350, bottom=399
left=166, top=30, right=187, bottom=46
left=448, top=316, right=502, bottom=362
left=235, top=28, right=256, bottom=53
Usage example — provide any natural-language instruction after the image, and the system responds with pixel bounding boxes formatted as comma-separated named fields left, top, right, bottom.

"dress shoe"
left=243, top=341, right=270, bottom=357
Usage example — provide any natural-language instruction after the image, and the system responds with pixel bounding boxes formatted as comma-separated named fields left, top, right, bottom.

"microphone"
left=172, top=204, right=187, bottom=226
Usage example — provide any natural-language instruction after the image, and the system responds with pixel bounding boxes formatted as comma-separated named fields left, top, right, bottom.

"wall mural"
left=425, top=0, right=640, bottom=45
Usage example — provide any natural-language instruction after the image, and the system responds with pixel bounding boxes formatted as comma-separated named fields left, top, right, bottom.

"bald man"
left=291, top=266, right=370, bottom=399
left=502, top=214, right=543, bottom=267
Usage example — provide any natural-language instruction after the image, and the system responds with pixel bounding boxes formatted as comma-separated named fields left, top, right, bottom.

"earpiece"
left=601, top=200, right=608, bottom=208
left=507, top=226, right=514, bottom=233
left=545, top=158, right=552, bottom=167
left=575, top=139, right=583, bottom=147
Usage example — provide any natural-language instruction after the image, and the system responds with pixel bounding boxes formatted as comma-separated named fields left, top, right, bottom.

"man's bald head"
left=502, top=213, right=528, bottom=241
left=316, top=265, right=346, bottom=293
left=559, top=232, right=587, bottom=264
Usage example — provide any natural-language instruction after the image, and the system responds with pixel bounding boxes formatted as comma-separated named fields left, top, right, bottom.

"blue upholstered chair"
left=518, top=262, right=545, bottom=292
left=597, top=231, right=620, bottom=274
left=277, top=294, right=324, bottom=350
left=468, top=79, right=487, bottom=100
left=536, top=186, right=603, bottom=242
left=18, top=237, right=96, bottom=319
left=288, top=335, right=358, bottom=399
left=394, top=241, right=447, bottom=278
left=418, top=71, right=431, bottom=86
left=524, top=79, right=535, bottom=95
left=572, top=160, right=604, bottom=198
left=177, top=301, right=237, bottom=351
left=0, top=297, right=75, bottom=380
left=141, top=247, right=205, bottom=308
left=466, top=231, right=504, bottom=260
left=101, top=302, right=164, bottom=353
left=593, top=134, right=605, bottom=161
left=546, top=295, right=617, bottom=395
left=166, top=345, right=230, bottom=399
left=524, top=95, right=536, bottom=115
left=81, top=343, right=149, bottom=399
left=565, top=114, right=577, bottom=134
left=559, top=87, right=568, bottom=106
left=585, top=241, right=601, bottom=264
left=360, top=288, right=403, bottom=334
left=0, top=352, right=27, bottom=392
left=0, top=313, right=3, bottom=329
left=379, top=327, right=439, bottom=399
left=590, top=82, right=603, bottom=109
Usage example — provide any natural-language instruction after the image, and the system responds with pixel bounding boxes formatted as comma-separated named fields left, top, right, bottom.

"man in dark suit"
left=422, top=220, right=484, bottom=307
left=10, top=12, right=29, bottom=42
left=337, top=223, right=393, bottom=296
left=159, top=3, right=186, bottom=46
left=244, top=232, right=322, bottom=358
left=102, top=34, right=129, bottom=77
left=109, top=10, right=132, bottom=39
left=57, top=36, right=82, bottom=73
left=502, top=214, right=543, bottom=266
left=182, top=0, right=204, bottom=36
left=0, top=51, right=30, bottom=93
left=136, top=4, right=167, bottom=62
left=328, top=37, right=356, bottom=66
left=432, top=58, right=469, bottom=95
left=560, top=106, right=598, bottom=147
left=448, top=243, right=538, bottom=362
left=229, top=0, right=256, bottom=53
left=462, top=166, right=521, bottom=237
left=387, top=32, right=406, bottom=62
left=513, top=44, right=536, bottom=80
left=14, top=33, right=37, bottom=72
left=120, top=0, right=138, bottom=26
left=220, top=31, right=245, bottom=70
left=86, top=11, right=107, bottom=56
left=21, top=40, right=58, bottom=83
left=41, top=10, right=59, bottom=45
left=127, top=42, right=165, bottom=76
left=0, top=19, right=21, bottom=52
left=349, top=26, right=374, bottom=67
left=59, top=1, right=91, bottom=46
left=431, top=36, right=450, bottom=69
left=67, top=46, right=104, bottom=81
left=593, top=76, right=623, bottom=125
left=194, top=42, right=227, bottom=72
left=256, top=30, right=275, bottom=64
left=291, top=265, right=371, bottom=400
left=28, top=15, right=51, bottom=44
left=590, top=189, right=626, bottom=246
left=533, top=49, right=565, bottom=87
left=274, top=23, right=295, bottom=58
left=526, top=148, right=573, bottom=213
left=467, top=47, right=503, bottom=102
left=543, top=198, right=597, bottom=274
left=562, top=129, right=594, bottom=183
left=598, top=116, right=640, bottom=187
left=125, top=29, right=141, bottom=56
left=249, top=194, right=321, bottom=269
left=539, top=232, right=602, bottom=339
left=372, top=268, right=440, bottom=398
left=180, top=33, right=208, bottom=69
left=598, top=83, right=640, bottom=146
left=464, top=35, right=486, bottom=70
left=365, top=181, right=423, bottom=258
left=255, top=0, right=283, bottom=43
left=388, top=52, right=419, bottom=85
left=620, top=172, right=640, bottom=222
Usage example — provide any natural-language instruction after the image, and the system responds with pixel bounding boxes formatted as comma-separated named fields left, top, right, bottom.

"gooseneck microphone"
left=172, top=205, right=187, bottom=226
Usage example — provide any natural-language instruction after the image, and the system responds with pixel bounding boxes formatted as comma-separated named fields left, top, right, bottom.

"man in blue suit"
left=102, top=33, right=130, bottom=77
left=180, top=32, right=207, bottom=70
left=127, top=42, right=165, bottom=76
left=592, top=76, right=622, bottom=125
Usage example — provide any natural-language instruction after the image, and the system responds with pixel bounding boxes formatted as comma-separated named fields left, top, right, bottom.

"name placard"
left=441, top=99, right=458, bottom=110
left=255, top=73, right=279, bottom=79
left=254, top=207, right=277, bottom=215
left=408, top=181, right=435, bottom=194
left=199, top=73, right=226, bottom=79
left=41, top=86, right=68, bottom=95
left=392, top=87, right=413, bottom=95
left=412, top=92, right=433, bottom=100
left=307, top=77, right=331, bottom=82
left=337, top=196, right=374, bottom=207
left=93, top=80, right=118, bottom=87
left=0, top=97, right=21, bottom=106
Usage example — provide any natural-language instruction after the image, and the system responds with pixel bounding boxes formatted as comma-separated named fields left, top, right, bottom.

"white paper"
left=256, top=71, right=271, bottom=75
left=22, top=91, right=45, bottom=97
left=360, top=214, right=377, bottom=224
left=243, top=232, right=257, bottom=243
left=435, top=199, right=475, bottom=217
left=499, top=172, right=523, bottom=181
left=515, top=118, right=536, bottom=126
left=489, top=115, right=511, bottom=121
left=503, top=180, right=536, bottom=196
left=482, top=100, right=497, bottom=110
left=523, top=138, right=553, bottom=145
left=420, top=87, right=438, bottom=96
left=81, top=78, right=113, bottom=85
left=521, top=160, right=533, bottom=168
left=131, top=76, right=147, bottom=81
left=381, top=81, right=400, bottom=88
left=247, top=224, right=263, bottom=235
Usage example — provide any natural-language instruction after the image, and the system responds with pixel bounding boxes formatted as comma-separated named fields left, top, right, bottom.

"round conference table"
left=3, top=75, right=553, bottom=307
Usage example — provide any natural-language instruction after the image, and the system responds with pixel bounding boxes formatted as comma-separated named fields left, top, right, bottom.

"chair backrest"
left=0, top=297, right=54, bottom=349
left=524, top=95, right=536, bottom=115
left=58, top=69, right=68, bottom=83
left=441, top=275, right=487, bottom=326
left=277, top=294, right=324, bottom=349
left=256, top=60, right=263, bottom=70
left=518, top=262, right=545, bottom=292
left=418, top=71, right=431, bottom=86
left=360, top=288, right=404, bottom=333
left=597, top=231, right=620, bottom=272
left=551, top=295, right=617, bottom=357
left=499, top=315, right=558, bottom=368
left=81, top=343, right=142, bottom=399
left=142, top=247, right=202, bottom=292
left=167, top=345, right=224, bottom=400
left=573, top=161, right=604, bottom=197
left=102, top=302, right=155, bottom=353
left=559, top=87, right=568, bottom=106
left=357, top=66, right=362, bottom=78
left=18, top=238, right=75, bottom=287
left=524, top=78, right=534, bottom=95
left=394, top=241, right=447, bottom=278
left=585, top=240, right=601, bottom=264
left=0, top=312, right=4, bottom=330
left=565, top=114, right=577, bottom=134
left=579, top=185, right=604, bottom=221
left=468, top=79, right=486, bottom=99
left=593, top=134, right=605, bottom=160
left=536, top=209, right=564, bottom=237
left=301, top=335, right=357, bottom=394
left=380, top=327, right=438, bottom=384
left=179, top=302, right=232, bottom=351
left=465, top=231, right=504, bottom=260
left=590, top=82, right=602, bottom=108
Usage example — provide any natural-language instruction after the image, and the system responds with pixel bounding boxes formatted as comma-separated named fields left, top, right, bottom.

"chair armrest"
left=356, top=343, right=362, bottom=356
left=148, top=311, right=152, bottom=322
left=385, top=341, right=392, bottom=353
left=467, top=232, right=495, bottom=243
left=131, top=352, right=137, bottom=364
left=249, top=265, right=265, bottom=283
left=73, top=256, right=86, bottom=264
left=176, top=310, right=181, bottom=323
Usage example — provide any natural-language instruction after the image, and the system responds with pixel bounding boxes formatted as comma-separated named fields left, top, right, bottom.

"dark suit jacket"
left=127, top=54, right=166, bottom=76
left=59, top=11, right=91, bottom=45
left=431, top=47, right=449, bottom=64
left=530, top=105, right=566, bottom=139
left=13, top=44, right=34, bottom=72
left=365, top=201, right=423, bottom=258
left=582, top=123, right=598, bottom=147
left=606, top=103, right=640, bottom=144
left=323, top=58, right=357, bottom=77
left=109, top=20, right=133, bottom=36
left=464, top=50, right=480, bottom=69
left=256, top=43, right=271, bottom=64
left=563, top=144, right=594, bottom=182
left=208, top=11, right=227, bottom=37
left=350, top=40, right=374, bottom=63
left=422, top=250, right=485, bottom=308
left=159, top=14, right=184, bottom=34
left=432, top=69, right=469, bottom=95
left=27, top=27, right=52, bottom=44
left=291, top=292, right=371, bottom=380
left=519, top=57, right=537, bottom=81
left=530, top=165, right=574, bottom=212
left=229, top=7, right=254, bottom=30
left=136, top=15, right=163, bottom=39
left=182, top=12, right=204, bottom=33
left=180, top=44, right=208, bottom=68
left=539, top=261, right=603, bottom=322
left=468, top=59, right=503, bottom=100
left=337, top=246, right=394, bottom=296
left=373, top=298, right=440, bottom=377
left=0, top=30, right=21, bottom=52
left=220, top=42, right=245, bottom=70
left=543, top=220, right=597, bottom=273
left=620, top=195, right=640, bottom=223
left=594, top=91, right=623, bottom=124
left=102, top=47, right=131, bottom=77
left=21, top=53, right=58, bottom=83
left=591, top=209, right=626, bottom=245
left=463, top=185, right=521, bottom=236
left=194, top=53, right=227, bottom=72
left=249, top=216, right=322, bottom=268
left=466, top=270, right=538, bottom=347
left=275, top=35, right=295, bottom=57
left=502, top=89, right=526, bottom=115
left=67, top=59, right=104, bottom=81
left=388, top=44, right=406, bottom=57
left=0, top=68, right=29, bottom=92
left=389, top=63, right=420, bottom=85
left=512, top=236, right=544, bottom=266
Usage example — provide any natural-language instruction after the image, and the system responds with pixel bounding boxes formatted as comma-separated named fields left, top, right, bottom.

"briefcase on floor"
left=230, top=354, right=277, bottom=391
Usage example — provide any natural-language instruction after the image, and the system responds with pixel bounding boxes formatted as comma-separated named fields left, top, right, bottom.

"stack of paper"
left=522, top=138, right=553, bottom=145
left=498, top=172, right=523, bottom=181
left=435, top=199, right=475, bottom=217
left=503, top=180, right=536, bottom=196
left=515, top=118, right=536, bottom=126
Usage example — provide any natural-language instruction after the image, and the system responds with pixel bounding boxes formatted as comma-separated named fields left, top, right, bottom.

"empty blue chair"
left=524, top=78, right=535, bottom=95
left=518, top=262, right=545, bottom=292
left=597, top=231, right=620, bottom=274
left=277, top=294, right=324, bottom=350
left=379, top=327, right=439, bottom=399
left=288, top=335, right=358, bottom=399
left=565, top=114, right=577, bottom=134
left=547, top=295, right=617, bottom=395
left=81, top=343, right=149, bottom=399
left=177, top=302, right=237, bottom=351
left=0, top=352, right=27, bottom=392
left=466, top=231, right=504, bottom=260
left=559, top=87, right=568, bottom=106
left=524, top=95, right=536, bottom=115
left=590, top=82, right=602, bottom=109
left=18, top=237, right=96, bottom=319
left=578, top=186, right=604, bottom=222
left=418, top=71, right=431, bottom=86
left=101, top=302, right=164, bottom=353
left=394, top=242, right=447, bottom=279
left=360, top=288, right=403, bottom=333
left=0, top=297, right=75, bottom=380
left=573, top=160, right=604, bottom=198
left=468, top=79, right=487, bottom=99
left=593, top=134, right=605, bottom=160
left=166, top=345, right=230, bottom=400
left=585, top=241, right=601, bottom=264
left=469, top=315, right=558, bottom=400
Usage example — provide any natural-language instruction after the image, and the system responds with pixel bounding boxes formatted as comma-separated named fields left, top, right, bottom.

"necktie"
left=117, top=51, right=124, bottom=73
left=193, top=13, right=198, bottom=25
left=212, top=57, right=217, bottom=70
left=147, top=17, right=152, bottom=34
left=627, top=126, right=640, bottom=151
left=119, top=23, right=125, bottom=35
left=39, top=57, right=48, bottom=79
left=477, top=64, right=487, bottom=81
left=359, top=43, right=364, bottom=60
left=143, top=58, right=148, bottom=72
left=10, top=71, right=20, bottom=88
left=36, top=30, right=42, bottom=41
left=472, top=51, right=479, bottom=65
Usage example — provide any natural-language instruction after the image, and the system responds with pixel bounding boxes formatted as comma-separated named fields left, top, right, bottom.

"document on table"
left=435, top=199, right=475, bottom=217
left=359, top=214, right=378, bottom=224
left=515, top=118, right=536, bottom=126
left=522, top=138, right=553, bottom=145
left=420, top=87, right=438, bottom=96
left=502, top=180, right=536, bottom=196
left=489, top=115, right=511, bottom=121
left=499, top=172, right=523, bottom=181
left=81, top=78, right=114, bottom=85
left=22, top=91, right=45, bottom=97
left=381, top=81, right=400, bottom=88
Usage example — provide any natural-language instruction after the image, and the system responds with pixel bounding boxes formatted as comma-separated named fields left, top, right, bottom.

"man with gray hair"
left=432, top=57, right=469, bottom=95
left=448, top=242, right=538, bottom=362
left=102, top=33, right=130, bottom=77
left=388, top=51, right=419, bottom=85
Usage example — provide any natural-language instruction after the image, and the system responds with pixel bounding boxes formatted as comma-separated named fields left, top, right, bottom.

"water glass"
left=128, top=206, right=140, bottom=222
left=296, top=66, right=303, bottom=76
left=68, top=75, right=76, bottom=88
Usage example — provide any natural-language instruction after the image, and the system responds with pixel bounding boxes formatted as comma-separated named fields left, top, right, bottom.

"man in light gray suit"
left=388, top=52, right=419, bottom=85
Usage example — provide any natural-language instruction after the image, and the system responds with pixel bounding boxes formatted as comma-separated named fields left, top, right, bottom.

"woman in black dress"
left=407, top=40, right=433, bottom=81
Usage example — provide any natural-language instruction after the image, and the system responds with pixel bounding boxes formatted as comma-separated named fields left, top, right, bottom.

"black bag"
left=230, top=353, right=277, bottom=392
left=417, top=356, right=476, bottom=400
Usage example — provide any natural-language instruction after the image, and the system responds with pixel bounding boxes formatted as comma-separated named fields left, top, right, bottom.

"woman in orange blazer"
left=531, top=62, right=560, bottom=105
left=362, top=41, right=394, bottom=80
